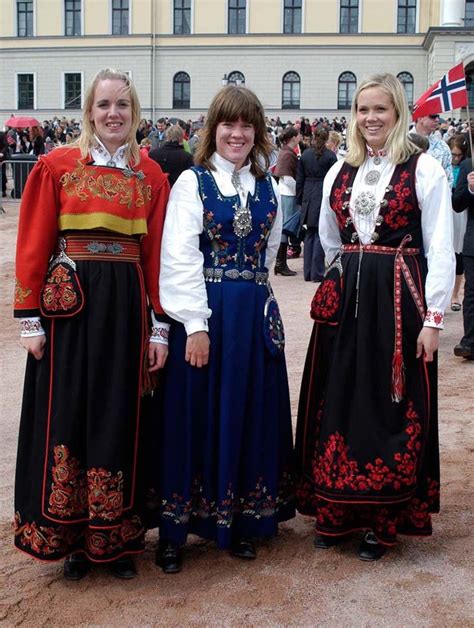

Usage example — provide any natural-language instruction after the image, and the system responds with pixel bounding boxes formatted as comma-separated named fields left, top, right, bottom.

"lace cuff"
left=423, top=309, right=444, bottom=330
left=150, top=311, right=170, bottom=345
left=20, top=317, right=45, bottom=337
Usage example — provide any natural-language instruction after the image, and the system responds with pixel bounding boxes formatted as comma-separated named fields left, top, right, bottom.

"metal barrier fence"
left=1, top=156, right=38, bottom=205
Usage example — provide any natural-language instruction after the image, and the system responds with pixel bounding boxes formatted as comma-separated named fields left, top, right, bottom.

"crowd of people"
left=10, top=68, right=473, bottom=582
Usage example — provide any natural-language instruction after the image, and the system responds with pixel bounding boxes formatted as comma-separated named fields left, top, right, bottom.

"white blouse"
left=319, top=152, right=455, bottom=329
left=159, top=153, right=282, bottom=335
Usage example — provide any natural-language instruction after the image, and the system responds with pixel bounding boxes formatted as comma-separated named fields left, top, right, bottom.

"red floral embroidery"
left=330, top=171, right=350, bottom=229
left=313, top=400, right=421, bottom=492
left=13, top=511, right=76, bottom=556
left=85, top=515, right=144, bottom=557
left=383, top=171, right=415, bottom=230
left=41, top=264, right=78, bottom=312
left=424, top=309, right=444, bottom=327
left=311, top=279, right=341, bottom=322
left=87, top=468, right=124, bottom=521
left=48, top=445, right=88, bottom=517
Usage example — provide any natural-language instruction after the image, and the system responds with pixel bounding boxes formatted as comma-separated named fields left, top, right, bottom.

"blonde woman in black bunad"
left=13, top=69, right=170, bottom=580
left=296, top=73, right=455, bottom=561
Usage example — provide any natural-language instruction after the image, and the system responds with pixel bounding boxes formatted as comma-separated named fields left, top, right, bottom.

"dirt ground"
left=1, top=198, right=473, bottom=627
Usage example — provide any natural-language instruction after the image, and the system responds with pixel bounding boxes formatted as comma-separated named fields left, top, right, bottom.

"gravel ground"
left=0, top=199, right=473, bottom=627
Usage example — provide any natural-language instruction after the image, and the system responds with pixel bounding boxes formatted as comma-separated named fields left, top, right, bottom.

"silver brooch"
left=233, top=204, right=253, bottom=238
left=354, top=190, right=377, bottom=216
left=364, top=170, right=381, bottom=186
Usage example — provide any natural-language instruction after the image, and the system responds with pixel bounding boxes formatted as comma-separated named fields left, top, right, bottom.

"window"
left=284, top=0, right=302, bottom=34
left=282, top=72, right=300, bottom=109
left=340, top=0, right=358, bottom=33
left=397, top=0, right=416, bottom=33
left=112, top=0, right=129, bottom=35
left=228, top=0, right=246, bottom=34
left=64, top=73, right=82, bottom=109
left=338, top=72, right=356, bottom=109
left=465, top=0, right=474, bottom=26
left=397, top=72, right=414, bottom=107
left=18, top=74, right=34, bottom=109
left=227, top=71, right=245, bottom=85
left=174, top=0, right=191, bottom=35
left=173, top=72, right=190, bottom=108
left=17, top=1, right=33, bottom=37
left=466, top=67, right=474, bottom=109
left=65, top=0, right=81, bottom=36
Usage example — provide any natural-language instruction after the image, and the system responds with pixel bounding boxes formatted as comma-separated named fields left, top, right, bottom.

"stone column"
left=440, top=0, right=465, bottom=27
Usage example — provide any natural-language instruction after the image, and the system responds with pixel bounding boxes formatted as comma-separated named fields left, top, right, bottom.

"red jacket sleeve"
left=14, top=157, right=60, bottom=317
left=140, top=167, right=170, bottom=315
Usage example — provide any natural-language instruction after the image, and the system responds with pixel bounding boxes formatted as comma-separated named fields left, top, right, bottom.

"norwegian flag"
left=412, top=63, right=468, bottom=120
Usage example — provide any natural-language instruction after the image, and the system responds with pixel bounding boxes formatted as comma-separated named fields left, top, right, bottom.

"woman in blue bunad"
left=13, top=69, right=170, bottom=580
left=295, top=74, right=455, bottom=561
left=154, top=85, right=295, bottom=573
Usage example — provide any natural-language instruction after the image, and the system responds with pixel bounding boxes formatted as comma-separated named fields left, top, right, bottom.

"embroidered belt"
left=203, top=267, right=268, bottom=285
left=342, top=236, right=425, bottom=404
left=60, top=233, right=141, bottom=263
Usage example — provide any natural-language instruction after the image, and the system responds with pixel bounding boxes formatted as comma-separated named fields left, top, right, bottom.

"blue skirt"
left=149, top=280, right=295, bottom=549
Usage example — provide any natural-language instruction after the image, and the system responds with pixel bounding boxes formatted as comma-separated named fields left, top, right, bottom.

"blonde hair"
left=165, top=124, right=184, bottom=143
left=345, top=73, right=419, bottom=166
left=78, top=68, right=141, bottom=165
left=327, top=130, right=341, bottom=149
left=195, top=85, right=273, bottom=178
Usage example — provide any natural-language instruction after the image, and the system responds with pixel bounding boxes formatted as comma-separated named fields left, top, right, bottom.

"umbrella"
left=5, top=116, right=41, bottom=129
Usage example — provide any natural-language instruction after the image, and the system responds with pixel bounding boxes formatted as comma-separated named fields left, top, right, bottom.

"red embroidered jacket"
left=14, top=146, right=170, bottom=317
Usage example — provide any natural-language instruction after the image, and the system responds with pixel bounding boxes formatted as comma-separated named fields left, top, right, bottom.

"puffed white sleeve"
left=415, top=153, right=456, bottom=329
left=266, top=177, right=282, bottom=268
left=159, top=169, right=212, bottom=335
left=319, top=160, right=344, bottom=265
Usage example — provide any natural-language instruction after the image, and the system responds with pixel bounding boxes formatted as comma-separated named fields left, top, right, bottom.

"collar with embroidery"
left=91, top=135, right=128, bottom=167
left=366, top=145, right=388, bottom=158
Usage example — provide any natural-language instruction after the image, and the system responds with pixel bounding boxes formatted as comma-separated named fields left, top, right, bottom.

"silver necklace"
left=231, top=170, right=252, bottom=238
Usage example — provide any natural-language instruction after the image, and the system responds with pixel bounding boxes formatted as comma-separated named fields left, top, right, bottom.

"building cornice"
left=422, top=27, right=474, bottom=50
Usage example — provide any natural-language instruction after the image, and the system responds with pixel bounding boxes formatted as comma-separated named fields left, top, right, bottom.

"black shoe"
left=109, top=555, right=137, bottom=579
left=314, top=534, right=344, bottom=549
left=230, top=538, right=256, bottom=560
left=64, top=553, right=90, bottom=581
left=358, top=532, right=387, bottom=562
left=454, top=343, right=474, bottom=359
left=156, top=540, right=182, bottom=574
left=274, top=264, right=297, bottom=276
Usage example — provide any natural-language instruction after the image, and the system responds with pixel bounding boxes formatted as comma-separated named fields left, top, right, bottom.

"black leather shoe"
left=109, top=556, right=137, bottom=579
left=314, top=534, right=343, bottom=549
left=358, top=532, right=387, bottom=561
left=230, top=538, right=256, bottom=560
left=64, top=553, right=90, bottom=581
left=274, top=264, right=297, bottom=276
left=454, top=343, right=474, bottom=359
left=156, top=540, right=182, bottom=574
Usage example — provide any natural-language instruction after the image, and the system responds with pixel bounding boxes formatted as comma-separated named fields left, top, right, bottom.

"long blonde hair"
left=78, top=68, right=141, bottom=165
left=195, top=85, right=273, bottom=178
left=345, top=73, right=419, bottom=166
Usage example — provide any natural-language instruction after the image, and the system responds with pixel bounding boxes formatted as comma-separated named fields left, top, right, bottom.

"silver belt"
left=203, top=267, right=268, bottom=285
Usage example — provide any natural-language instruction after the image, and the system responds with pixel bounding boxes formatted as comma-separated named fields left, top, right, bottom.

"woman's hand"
left=185, top=331, right=210, bottom=367
left=148, top=342, right=168, bottom=372
left=20, top=335, right=46, bottom=360
left=416, top=327, right=440, bottom=362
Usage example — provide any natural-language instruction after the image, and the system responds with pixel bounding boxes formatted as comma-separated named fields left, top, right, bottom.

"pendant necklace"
left=231, top=170, right=252, bottom=238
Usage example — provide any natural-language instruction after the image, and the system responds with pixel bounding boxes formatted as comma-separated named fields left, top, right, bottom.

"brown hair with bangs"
left=195, top=85, right=273, bottom=178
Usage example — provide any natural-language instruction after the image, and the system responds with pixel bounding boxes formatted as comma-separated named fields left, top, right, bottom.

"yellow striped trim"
left=58, top=213, right=148, bottom=236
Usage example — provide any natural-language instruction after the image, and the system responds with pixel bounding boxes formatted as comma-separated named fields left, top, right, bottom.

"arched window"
left=227, top=71, right=245, bottom=85
left=173, top=72, right=190, bottom=108
left=282, top=71, right=300, bottom=109
left=338, top=71, right=356, bottom=109
left=397, top=72, right=414, bottom=107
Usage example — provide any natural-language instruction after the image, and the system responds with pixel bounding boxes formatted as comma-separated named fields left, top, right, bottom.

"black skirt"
left=296, top=249, right=440, bottom=545
left=14, top=258, right=149, bottom=562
